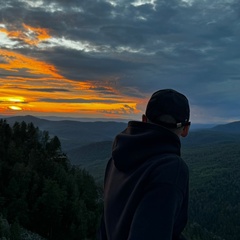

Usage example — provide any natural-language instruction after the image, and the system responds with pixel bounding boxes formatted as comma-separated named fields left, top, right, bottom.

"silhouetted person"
left=98, top=89, right=191, bottom=240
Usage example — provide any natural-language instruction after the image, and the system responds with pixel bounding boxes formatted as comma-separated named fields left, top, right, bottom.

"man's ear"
left=142, top=114, right=148, bottom=123
left=181, top=125, right=190, bottom=137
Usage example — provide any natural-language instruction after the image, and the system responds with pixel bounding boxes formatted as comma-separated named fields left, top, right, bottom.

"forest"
left=1, top=118, right=240, bottom=240
left=182, top=142, right=240, bottom=240
left=0, top=119, right=102, bottom=240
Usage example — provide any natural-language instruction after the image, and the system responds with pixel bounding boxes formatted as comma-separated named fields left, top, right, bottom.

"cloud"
left=0, top=0, right=240, bottom=122
left=39, top=98, right=128, bottom=104
left=26, top=88, right=71, bottom=93
left=99, top=104, right=137, bottom=116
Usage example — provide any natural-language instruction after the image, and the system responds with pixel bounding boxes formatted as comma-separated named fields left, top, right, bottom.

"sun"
left=8, top=106, right=23, bottom=111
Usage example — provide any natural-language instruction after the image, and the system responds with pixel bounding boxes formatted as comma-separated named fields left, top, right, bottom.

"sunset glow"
left=0, top=35, right=140, bottom=119
left=1, top=0, right=240, bottom=123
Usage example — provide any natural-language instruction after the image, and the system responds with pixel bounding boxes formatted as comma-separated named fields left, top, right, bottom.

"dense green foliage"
left=0, top=119, right=101, bottom=240
left=182, top=143, right=240, bottom=240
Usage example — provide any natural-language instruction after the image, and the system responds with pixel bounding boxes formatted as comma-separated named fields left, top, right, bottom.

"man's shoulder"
left=145, top=154, right=189, bottom=186
left=148, top=153, right=187, bottom=169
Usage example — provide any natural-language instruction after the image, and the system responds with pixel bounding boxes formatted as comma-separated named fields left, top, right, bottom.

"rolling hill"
left=4, top=115, right=240, bottom=181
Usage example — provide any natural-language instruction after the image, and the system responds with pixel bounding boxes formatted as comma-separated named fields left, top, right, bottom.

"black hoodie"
left=99, top=121, right=189, bottom=240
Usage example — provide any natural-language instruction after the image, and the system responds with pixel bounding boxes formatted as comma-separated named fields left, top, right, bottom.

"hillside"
left=0, top=119, right=101, bottom=240
left=67, top=141, right=113, bottom=182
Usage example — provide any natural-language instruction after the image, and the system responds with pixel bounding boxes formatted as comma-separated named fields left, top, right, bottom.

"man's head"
left=143, top=89, right=190, bottom=137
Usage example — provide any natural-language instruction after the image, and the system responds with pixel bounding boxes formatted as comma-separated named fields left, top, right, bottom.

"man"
left=99, top=89, right=191, bottom=240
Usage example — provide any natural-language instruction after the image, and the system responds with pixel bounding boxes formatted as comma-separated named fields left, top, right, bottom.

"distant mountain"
left=35, top=115, right=130, bottom=123
left=0, top=115, right=129, bottom=123
left=182, top=120, right=240, bottom=146
left=3, top=115, right=240, bottom=167
left=211, top=120, right=240, bottom=133
left=3, top=115, right=127, bottom=152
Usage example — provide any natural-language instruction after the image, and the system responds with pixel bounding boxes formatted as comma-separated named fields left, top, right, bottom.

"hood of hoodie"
left=112, top=121, right=181, bottom=172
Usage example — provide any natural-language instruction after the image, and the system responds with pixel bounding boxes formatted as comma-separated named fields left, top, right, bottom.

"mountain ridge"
left=2, top=115, right=240, bottom=167
left=211, top=120, right=240, bottom=133
left=3, top=115, right=127, bottom=152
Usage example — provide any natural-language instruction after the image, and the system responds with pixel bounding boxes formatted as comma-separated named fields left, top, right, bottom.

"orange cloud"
left=0, top=23, right=51, bottom=46
left=22, top=23, right=51, bottom=45
left=0, top=49, right=63, bottom=78
left=13, top=101, right=138, bottom=117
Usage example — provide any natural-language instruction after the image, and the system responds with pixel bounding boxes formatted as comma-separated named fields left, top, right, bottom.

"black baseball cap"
left=145, top=89, right=190, bottom=128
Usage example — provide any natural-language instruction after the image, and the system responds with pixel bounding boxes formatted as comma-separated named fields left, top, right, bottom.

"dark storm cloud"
left=41, top=48, right=151, bottom=82
left=1, top=0, right=240, bottom=122
left=26, top=88, right=71, bottom=93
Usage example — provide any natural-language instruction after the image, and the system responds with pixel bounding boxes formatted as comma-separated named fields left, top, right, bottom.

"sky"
left=1, top=0, right=240, bottom=124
